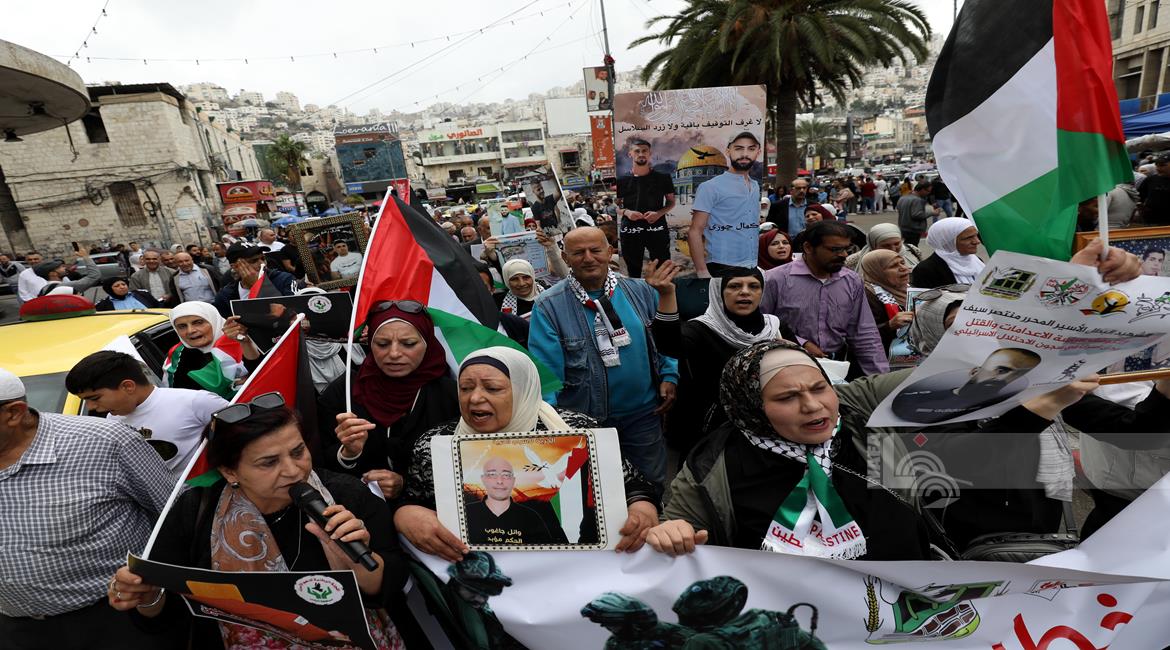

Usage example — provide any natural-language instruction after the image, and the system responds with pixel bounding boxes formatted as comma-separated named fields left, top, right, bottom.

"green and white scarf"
left=745, top=419, right=867, bottom=560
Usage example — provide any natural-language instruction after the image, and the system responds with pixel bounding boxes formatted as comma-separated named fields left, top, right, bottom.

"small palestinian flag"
left=162, top=337, right=245, bottom=401
left=927, top=0, right=1131, bottom=259
left=350, top=192, right=561, bottom=392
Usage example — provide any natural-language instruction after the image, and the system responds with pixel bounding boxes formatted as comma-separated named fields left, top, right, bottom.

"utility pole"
left=599, top=0, right=615, bottom=103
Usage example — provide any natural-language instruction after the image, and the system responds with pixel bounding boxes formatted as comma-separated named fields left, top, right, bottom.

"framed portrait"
left=432, top=429, right=629, bottom=551
left=286, top=214, right=369, bottom=290
left=1074, top=226, right=1170, bottom=277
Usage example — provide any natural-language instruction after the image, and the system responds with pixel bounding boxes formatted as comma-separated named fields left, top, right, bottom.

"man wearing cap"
left=31, top=252, right=101, bottom=297
left=689, top=132, right=763, bottom=278
left=211, top=242, right=297, bottom=317
left=616, top=138, right=676, bottom=278
left=129, top=250, right=176, bottom=306
left=0, top=367, right=172, bottom=647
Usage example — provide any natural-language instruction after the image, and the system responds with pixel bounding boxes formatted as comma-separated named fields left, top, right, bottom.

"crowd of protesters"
left=4, top=163, right=1170, bottom=649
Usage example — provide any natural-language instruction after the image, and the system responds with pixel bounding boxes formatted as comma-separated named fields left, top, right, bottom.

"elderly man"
left=0, top=368, right=172, bottom=648
left=258, top=228, right=285, bottom=252
left=159, top=250, right=177, bottom=271
left=461, top=226, right=480, bottom=244
left=212, top=242, right=296, bottom=316
left=528, top=227, right=679, bottom=487
left=464, top=456, right=568, bottom=546
left=129, top=250, right=176, bottom=306
left=766, top=177, right=814, bottom=235
left=762, top=221, right=889, bottom=378
left=16, top=251, right=45, bottom=303
left=30, top=254, right=100, bottom=297
left=171, top=252, right=218, bottom=303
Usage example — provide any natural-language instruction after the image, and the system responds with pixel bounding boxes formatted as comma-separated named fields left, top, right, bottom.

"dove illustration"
left=524, top=445, right=571, bottom=489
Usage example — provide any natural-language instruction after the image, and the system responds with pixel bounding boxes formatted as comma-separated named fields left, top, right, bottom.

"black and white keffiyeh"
left=568, top=270, right=631, bottom=367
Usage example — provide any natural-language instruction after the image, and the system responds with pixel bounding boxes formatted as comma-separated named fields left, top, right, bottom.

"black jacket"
left=317, top=371, right=460, bottom=487
left=212, top=267, right=297, bottom=317
left=909, top=253, right=958, bottom=289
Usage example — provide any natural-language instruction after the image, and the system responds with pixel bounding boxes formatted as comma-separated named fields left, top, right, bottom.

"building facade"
left=333, top=123, right=409, bottom=200
left=413, top=120, right=547, bottom=189
left=0, top=83, right=260, bottom=256
left=1112, top=0, right=1170, bottom=108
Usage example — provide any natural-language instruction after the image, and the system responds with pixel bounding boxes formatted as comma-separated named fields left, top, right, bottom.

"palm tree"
left=633, top=0, right=930, bottom=184
left=796, top=118, right=843, bottom=163
left=266, top=135, right=309, bottom=190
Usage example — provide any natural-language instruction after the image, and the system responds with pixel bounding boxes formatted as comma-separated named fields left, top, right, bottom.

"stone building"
left=0, top=82, right=261, bottom=257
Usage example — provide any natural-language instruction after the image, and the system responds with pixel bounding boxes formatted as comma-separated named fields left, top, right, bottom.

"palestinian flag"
left=162, top=338, right=244, bottom=401
left=349, top=192, right=561, bottom=392
left=926, top=0, right=1132, bottom=259
left=143, top=317, right=316, bottom=557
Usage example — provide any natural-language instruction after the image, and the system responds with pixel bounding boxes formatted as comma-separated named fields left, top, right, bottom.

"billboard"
left=613, top=85, right=767, bottom=275
left=217, top=180, right=275, bottom=205
left=583, top=66, right=611, bottom=112
left=544, top=97, right=590, bottom=136
left=589, top=114, right=615, bottom=173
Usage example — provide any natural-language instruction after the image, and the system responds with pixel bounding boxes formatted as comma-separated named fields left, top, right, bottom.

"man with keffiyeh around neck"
left=528, top=227, right=679, bottom=488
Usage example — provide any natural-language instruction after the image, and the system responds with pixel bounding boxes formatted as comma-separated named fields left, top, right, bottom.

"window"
left=1152, top=0, right=1160, bottom=29
left=1136, top=5, right=1145, bottom=33
left=109, top=182, right=147, bottom=227
left=364, top=147, right=377, bottom=159
left=560, top=151, right=580, bottom=168
left=478, top=166, right=494, bottom=176
left=82, top=108, right=109, bottom=143
left=448, top=169, right=463, bottom=182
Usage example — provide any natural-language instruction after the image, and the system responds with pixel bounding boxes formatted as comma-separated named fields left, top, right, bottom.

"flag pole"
left=344, top=189, right=395, bottom=414
left=1097, top=193, right=1110, bottom=260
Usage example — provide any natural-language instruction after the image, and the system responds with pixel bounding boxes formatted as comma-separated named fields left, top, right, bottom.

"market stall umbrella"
left=271, top=215, right=306, bottom=227
left=234, top=218, right=270, bottom=228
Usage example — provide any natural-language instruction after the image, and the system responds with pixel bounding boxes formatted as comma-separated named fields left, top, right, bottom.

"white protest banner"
left=431, top=428, right=628, bottom=551
left=868, top=250, right=1170, bottom=427
left=409, top=475, right=1170, bottom=648
left=494, top=231, right=550, bottom=280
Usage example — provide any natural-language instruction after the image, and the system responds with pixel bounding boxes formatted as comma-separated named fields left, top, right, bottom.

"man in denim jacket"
left=529, top=227, right=679, bottom=487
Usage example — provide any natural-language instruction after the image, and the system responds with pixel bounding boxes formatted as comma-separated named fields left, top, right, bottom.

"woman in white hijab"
left=844, top=222, right=924, bottom=272
left=500, top=258, right=545, bottom=318
left=394, top=346, right=661, bottom=560
left=163, top=301, right=258, bottom=398
left=911, top=217, right=986, bottom=288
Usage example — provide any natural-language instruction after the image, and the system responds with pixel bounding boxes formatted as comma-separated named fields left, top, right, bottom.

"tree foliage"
left=265, top=135, right=309, bottom=190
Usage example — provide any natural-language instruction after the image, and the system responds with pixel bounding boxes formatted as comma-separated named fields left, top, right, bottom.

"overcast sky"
left=5, top=0, right=959, bottom=116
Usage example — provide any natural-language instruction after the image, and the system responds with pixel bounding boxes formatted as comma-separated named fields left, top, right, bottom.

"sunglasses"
left=212, top=392, right=286, bottom=426
left=912, top=284, right=971, bottom=309
left=369, top=300, right=426, bottom=317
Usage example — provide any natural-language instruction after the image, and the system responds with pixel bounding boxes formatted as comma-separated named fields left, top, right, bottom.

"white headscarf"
left=169, top=301, right=226, bottom=352
left=927, top=217, right=985, bottom=284
left=454, top=346, right=567, bottom=436
left=502, top=259, right=540, bottom=301
left=693, top=276, right=783, bottom=348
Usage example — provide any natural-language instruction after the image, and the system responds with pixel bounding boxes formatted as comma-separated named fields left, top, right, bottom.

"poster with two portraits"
left=613, top=85, right=767, bottom=274
left=432, top=428, right=628, bottom=550
left=868, top=250, right=1170, bottom=427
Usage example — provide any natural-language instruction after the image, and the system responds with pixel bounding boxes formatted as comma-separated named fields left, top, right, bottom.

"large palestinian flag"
left=926, top=0, right=1132, bottom=259
left=349, top=192, right=561, bottom=391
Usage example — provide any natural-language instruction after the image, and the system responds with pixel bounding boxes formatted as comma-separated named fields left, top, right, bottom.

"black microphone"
left=289, top=482, right=379, bottom=571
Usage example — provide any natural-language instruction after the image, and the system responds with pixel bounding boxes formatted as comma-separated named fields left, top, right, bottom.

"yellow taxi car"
left=0, top=309, right=179, bottom=414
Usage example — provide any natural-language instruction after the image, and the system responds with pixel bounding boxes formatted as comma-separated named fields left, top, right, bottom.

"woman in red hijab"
left=318, top=301, right=459, bottom=500
left=758, top=230, right=793, bottom=271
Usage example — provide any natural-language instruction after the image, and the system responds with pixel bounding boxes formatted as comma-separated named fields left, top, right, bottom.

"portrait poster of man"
left=612, top=85, right=766, bottom=275
left=520, top=172, right=573, bottom=235
left=868, top=250, right=1170, bottom=427
left=286, top=214, right=369, bottom=290
left=432, top=429, right=629, bottom=551
left=583, top=66, right=611, bottom=112
left=231, top=292, right=353, bottom=352
left=495, top=231, right=551, bottom=280
left=487, top=200, right=525, bottom=238
left=128, top=555, right=377, bottom=650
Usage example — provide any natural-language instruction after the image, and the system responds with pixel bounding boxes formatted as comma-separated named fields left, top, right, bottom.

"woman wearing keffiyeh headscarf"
left=645, top=340, right=931, bottom=561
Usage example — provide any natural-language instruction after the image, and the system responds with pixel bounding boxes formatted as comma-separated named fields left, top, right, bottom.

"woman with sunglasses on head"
left=318, top=301, right=459, bottom=501
left=396, top=347, right=661, bottom=561
left=164, top=302, right=262, bottom=400
left=107, top=395, right=407, bottom=648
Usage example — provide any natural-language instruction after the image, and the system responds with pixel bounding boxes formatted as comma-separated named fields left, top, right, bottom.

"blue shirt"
left=693, top=171, right=760, bottom=268
left=787, top=197, right=810, bottom=236
left=110, top=294, right=147, bottom=310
